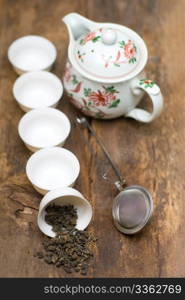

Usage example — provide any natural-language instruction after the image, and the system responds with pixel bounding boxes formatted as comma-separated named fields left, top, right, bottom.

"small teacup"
left=13, top=71, right=63, bottom=112
left=8, top=35, right=57, bottom=75
left=26, top=147, right=80, bottom=195
left=38, top=187, right=92, bottom=237
left=18, top=108, right=71, bottom=152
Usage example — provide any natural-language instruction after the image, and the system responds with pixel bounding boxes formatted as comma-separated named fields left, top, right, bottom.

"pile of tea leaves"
left=34, top=204, right=96, bottom=275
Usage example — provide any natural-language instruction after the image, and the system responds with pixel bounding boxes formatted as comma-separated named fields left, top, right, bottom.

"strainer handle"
left=126, top=78, right=164, bottom=123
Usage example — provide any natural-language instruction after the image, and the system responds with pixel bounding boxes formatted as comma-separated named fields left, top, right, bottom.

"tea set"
left=7, top=13, right=164, bottom=237
left=63, top=13, right=163, bottom=122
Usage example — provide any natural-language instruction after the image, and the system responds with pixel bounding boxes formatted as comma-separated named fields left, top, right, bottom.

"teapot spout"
left=62, top=13, right=95, bottom=42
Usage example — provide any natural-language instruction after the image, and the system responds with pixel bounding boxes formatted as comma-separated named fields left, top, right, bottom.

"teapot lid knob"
left=102, top=28, right=117, bottom=45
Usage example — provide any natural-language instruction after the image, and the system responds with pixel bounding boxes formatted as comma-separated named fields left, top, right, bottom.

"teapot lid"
left=70, top=24, right=148, bottom=83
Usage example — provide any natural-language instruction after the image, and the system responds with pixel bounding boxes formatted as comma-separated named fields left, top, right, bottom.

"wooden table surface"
left=0, top=0, right=185, bottom=278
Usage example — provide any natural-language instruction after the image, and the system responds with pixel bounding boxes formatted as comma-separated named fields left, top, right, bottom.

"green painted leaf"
left=105, top=86, right=118, bottom=93
left=129, top=57, right=136, bottom=64
left=80, top=39, right=84, bottom=45
left=84, top=88, right=91, bottom=97
left=119, top=41, right=125, bottom=47
left=114, top=63, right=120, bottom=67
left=92, top=36, right=100, bottom=42
left=149, top=83, right=154, bottom=87
left=72, top=75, right=78, bottom=85
left=108, top=99, right=120, bottom=108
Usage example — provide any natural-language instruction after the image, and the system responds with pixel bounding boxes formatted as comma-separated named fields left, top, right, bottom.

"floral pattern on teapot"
left=79, top=29, right=102, bottom=45
left=139, top=79, right=155, bottom=88
left=63, top=62, right=122, bottom=118
left=119, top=40, right=137, bottom=64
left=62, top=13, right=163, bottom=122
left=76, top=28, right=137, bottom=69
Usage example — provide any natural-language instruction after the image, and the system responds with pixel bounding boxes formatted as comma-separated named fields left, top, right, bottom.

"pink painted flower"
left=124, top=40, right=136, bottom=59
left=83, top=31, right=96, bottom=44
left=143, top=80, right=152, bottom=84
left=89, top=90, right=116, bottom=106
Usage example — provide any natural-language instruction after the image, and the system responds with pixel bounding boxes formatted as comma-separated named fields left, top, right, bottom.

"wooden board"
left=0, top=0, right=185, bottom=277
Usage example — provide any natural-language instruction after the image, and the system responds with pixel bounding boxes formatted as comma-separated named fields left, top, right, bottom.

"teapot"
left=63, top=13, right=163, bottom=122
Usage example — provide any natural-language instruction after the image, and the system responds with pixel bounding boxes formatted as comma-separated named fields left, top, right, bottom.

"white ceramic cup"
left=8, top=35, right=57, bottom=75
left=13, top=71, right=63, bottom=112
left=38, top=187, right=92, bottom=237
left=18, top=107, right=71, bottom=152
left=26, top=147, right=80, bottom=195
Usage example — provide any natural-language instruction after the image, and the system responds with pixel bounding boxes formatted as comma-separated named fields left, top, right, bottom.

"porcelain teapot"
left=63, top=13, right=163, bottom=122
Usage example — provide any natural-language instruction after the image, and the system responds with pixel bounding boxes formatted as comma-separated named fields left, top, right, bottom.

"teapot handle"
left=126, top=78, right=164, bottom=123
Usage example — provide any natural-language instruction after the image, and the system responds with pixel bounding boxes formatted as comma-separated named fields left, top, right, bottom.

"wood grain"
left=0, top=0, right=185, bottom=277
